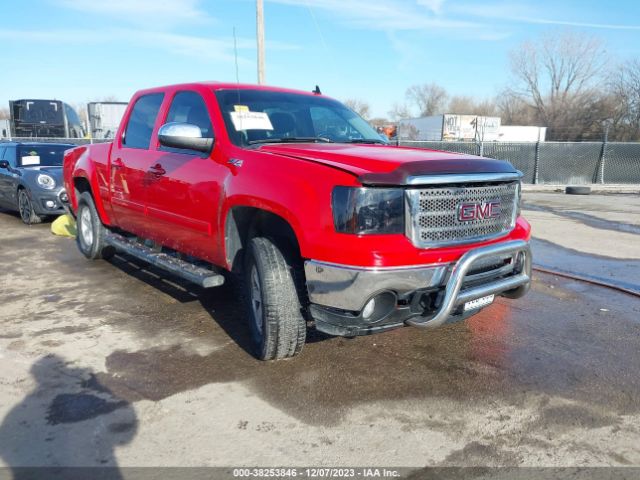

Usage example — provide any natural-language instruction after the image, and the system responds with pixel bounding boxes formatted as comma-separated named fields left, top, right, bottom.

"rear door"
left=109, top=93, right=164, bottom=236
left=144, top=90, right=225, bottom=261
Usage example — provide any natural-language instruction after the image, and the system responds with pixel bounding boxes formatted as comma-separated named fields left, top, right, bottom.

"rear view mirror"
left=158, top=122, right=214, bottom=153
left=0, top=160, right=9, bottom=169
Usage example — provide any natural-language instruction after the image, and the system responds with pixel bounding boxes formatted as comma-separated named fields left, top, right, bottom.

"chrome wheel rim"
left=250, top=265, right=263, bottom=335
left=79, top=207, right=94, bottom=247
left=18, top=191, right=31, bottom=223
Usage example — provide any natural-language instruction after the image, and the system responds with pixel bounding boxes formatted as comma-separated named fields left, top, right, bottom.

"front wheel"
left=244, top=237, right=306, bottom=360
left=18, top=189, right=43, bottom=225
left=76, top=192, right=115, bottom=260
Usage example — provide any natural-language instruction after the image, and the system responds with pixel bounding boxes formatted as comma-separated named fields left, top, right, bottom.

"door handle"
left=112, top=158, right=124, bottom=168
left=149, top=163, right=166, bottom=176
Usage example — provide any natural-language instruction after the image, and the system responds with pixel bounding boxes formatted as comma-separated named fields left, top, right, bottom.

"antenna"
left=233, top=27, right=240, bottom=85
left=233, top=27, right=241, bottom=107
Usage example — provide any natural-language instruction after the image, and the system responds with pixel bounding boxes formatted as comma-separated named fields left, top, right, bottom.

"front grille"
left=406, top=181, right=519, bottom=248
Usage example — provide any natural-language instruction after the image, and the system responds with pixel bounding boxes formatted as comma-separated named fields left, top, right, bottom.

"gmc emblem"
left=458, top=200, right=502, bottom=222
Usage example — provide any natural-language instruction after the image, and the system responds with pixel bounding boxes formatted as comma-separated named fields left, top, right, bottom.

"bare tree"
left=406, top=83, right=448, bottom=116
left=388, top=102, right=413, bottom=121
left=447, top=96, right=498, bottom=116
left=508, top=31, right=610, bottom=140
left=0, top=107, right=9, bottom=120
left=447, top=95, right=476, bottom=114
left=609, top=59, right=640, bottom=141
left=496, top=91, right=537, bottom=125
left=473, top=98, right=499, bottom=117
left=343, top=98, right=371, bottom=120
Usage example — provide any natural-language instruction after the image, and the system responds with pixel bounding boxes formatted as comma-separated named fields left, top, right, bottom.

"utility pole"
left=256, top=0, right=265, bottom=84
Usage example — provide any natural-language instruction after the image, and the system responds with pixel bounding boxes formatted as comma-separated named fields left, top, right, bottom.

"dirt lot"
left=1, top=193, right=639, bottom=474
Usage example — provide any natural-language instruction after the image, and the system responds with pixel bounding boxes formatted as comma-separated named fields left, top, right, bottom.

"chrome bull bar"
left=406, top=239, right=531, bottom=329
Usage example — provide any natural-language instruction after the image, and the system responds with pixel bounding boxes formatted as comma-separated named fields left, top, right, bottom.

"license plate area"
left=464, top=294, right=495, bottom=311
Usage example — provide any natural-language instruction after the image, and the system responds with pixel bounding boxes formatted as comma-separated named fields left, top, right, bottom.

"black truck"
left=9, top=99, right=83, bottom=138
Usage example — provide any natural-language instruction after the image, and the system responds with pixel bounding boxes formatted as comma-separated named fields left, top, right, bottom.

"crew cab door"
left=109, top=93, right=164, bottom=236
left=144, top=90, right=225, bottom=262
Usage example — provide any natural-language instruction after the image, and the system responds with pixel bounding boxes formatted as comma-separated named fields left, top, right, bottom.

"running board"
left=104, top=233, right=225, bottom=288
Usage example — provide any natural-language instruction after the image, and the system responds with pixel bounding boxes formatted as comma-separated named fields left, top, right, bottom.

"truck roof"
left=134, top=82, right=328, bottom=99
left=10, top=99, right=63, bottom=103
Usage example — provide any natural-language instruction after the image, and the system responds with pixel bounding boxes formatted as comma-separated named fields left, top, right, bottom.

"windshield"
left=17, top=145, right=69, bottom=167
left=215, top=89, right=385, bottom=147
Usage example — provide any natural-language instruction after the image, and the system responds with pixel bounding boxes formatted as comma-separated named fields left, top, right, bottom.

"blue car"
left=0, top=142, right=75, bottom=224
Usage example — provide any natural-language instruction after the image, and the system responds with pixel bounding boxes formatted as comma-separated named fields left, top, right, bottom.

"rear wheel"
left=18, top=189, right=43, bottom=225
left=76, top=192, right=115, bottom=260
left=244, top=237, right=306, bottom=360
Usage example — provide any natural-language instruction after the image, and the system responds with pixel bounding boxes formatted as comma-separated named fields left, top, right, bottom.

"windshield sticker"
left=233, top=105, right=249, bottom=112
left=230, top=111, right=273, bottom=131
left=21, top=155, right=41, bottom=166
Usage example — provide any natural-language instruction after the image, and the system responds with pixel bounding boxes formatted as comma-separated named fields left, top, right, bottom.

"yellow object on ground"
left=51, top=214, right=77, bottom=238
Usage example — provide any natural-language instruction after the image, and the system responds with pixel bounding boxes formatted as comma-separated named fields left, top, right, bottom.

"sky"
left=2, top=0, right=640, bottom=118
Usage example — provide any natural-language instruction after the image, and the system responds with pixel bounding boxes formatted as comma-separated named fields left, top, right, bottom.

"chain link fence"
left=400, top=140, right=640, bottom=184
left=2, top=137, right=639, bottom=184
left=0, top=137, right=111, bottom=145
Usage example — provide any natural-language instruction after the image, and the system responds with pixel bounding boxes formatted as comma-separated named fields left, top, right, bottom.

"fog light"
left=361, top=291, right=397, bottom=323
left=362, top=298, right=376, bottom=319
left=45, top=200, right=55, bottom=208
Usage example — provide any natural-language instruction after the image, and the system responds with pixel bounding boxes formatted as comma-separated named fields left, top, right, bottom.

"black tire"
left=17, top=189, right=44, bottom=225
left=565, top=186, right=591, bottom=195
left=76, top=192, right=115, bottom=260
left=243, top=237, right=306, bottom=360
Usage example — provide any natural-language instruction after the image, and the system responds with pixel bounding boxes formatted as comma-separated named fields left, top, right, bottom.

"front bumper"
left=304, top=240, right=531, bottom=336
left=30, top=188, right=68, bottom=216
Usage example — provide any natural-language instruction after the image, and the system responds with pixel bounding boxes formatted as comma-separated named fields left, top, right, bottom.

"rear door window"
left=123, top=93, right=164, bottom=150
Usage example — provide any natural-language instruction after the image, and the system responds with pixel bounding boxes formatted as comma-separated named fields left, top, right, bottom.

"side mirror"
left=158, top=122, right=213, bottom=153
left=0, top=160, right=9, bottom=169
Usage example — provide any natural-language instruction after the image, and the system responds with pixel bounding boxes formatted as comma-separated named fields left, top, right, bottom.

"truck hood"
left=257, top=143, right=518, bottom=185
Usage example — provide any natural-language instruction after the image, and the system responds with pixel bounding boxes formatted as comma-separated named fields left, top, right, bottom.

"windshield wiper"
left=248, top=136, right=333, bottom=145
left=342, top=138, right=388, bottom=144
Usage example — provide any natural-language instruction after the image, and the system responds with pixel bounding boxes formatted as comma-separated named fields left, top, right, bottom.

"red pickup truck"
left=63, top=82, right=531, bottom=360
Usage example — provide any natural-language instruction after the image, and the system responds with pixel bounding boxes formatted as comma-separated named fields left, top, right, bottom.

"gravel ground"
left=0, top=192, right=639, bottom=477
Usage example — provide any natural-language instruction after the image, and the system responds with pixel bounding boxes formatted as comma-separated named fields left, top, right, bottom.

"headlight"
left=332, top=187, right=404, bottom=234
left=36, top=174, right=56, bottom=190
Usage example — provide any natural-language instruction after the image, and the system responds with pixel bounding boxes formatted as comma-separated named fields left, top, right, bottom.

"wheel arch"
left=15, top=183, right=32, bottom=205
left=71, top=173, right=112, bottom=225
left=224, top=205, right=303, bottom=274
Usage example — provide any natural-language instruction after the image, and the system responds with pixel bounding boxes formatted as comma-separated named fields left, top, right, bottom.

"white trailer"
left=398, top=114, right=501, bottom=141
left=87, top=102, right=128, bottom=139
left=497, top=126, right=546, bottom=142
